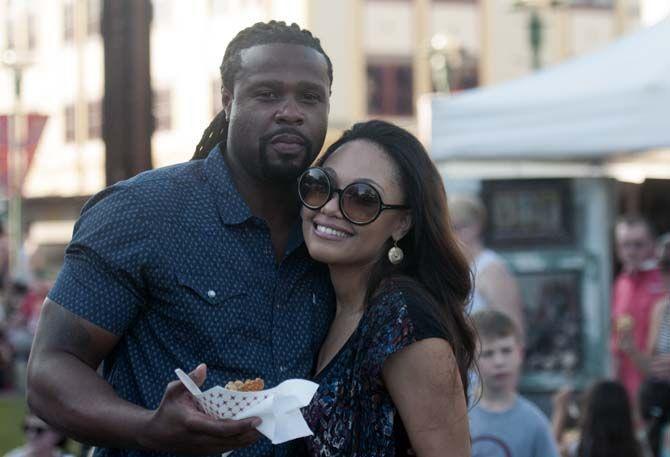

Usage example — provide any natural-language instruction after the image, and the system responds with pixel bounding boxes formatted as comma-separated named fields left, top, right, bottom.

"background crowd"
left=1, top=202, right=669, bottom=457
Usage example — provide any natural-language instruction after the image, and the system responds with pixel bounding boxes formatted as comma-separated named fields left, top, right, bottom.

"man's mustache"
left=260, top=128, right=312, bottom=152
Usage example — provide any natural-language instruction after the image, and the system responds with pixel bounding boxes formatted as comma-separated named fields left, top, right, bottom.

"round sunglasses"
left=298, top=167, right=409, bottom=225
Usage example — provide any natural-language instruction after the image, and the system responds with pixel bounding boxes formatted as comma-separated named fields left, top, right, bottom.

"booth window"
left=367, top=61, right=413, bottom=116
left=481, top=179, right=574, bottom=248
left=518, top=270, right=583, bottom=374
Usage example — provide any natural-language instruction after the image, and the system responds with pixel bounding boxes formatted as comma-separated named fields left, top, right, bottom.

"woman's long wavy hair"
left=316, top=120, right=475, bottom=400
left=577, top=380, right=642, bottom=457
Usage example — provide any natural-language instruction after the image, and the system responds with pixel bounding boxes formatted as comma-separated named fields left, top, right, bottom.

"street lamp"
left=429, top=33, right=462, bottom=94
left=513, top=0, right=568, bottom=69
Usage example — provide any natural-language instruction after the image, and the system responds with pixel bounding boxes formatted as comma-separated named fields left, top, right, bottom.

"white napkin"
left=175, top=369, right=318, bottom=449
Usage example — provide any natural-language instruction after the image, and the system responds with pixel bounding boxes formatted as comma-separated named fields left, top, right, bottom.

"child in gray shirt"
left=470, top=310, right=559, bottom=457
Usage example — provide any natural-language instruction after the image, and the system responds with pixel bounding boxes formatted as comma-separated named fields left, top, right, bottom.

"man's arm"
left=27, top=299, right=260, bottom=454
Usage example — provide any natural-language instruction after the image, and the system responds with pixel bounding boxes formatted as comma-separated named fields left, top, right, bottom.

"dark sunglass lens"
left=342, top=183, right=380, bottom=223
left=299, top=170, right=330, bottom=208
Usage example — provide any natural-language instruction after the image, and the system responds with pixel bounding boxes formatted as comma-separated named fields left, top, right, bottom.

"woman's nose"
left=320, top=192, right=341, bottom=217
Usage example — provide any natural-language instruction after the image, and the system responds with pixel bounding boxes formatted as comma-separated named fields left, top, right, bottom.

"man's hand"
left=28, top=300, right=261, bottom=454
left=140, top=364, right=262, bottom=454
left=649, top=354, right=670, bottom=380
left=616, top=326, right=635, bottom=354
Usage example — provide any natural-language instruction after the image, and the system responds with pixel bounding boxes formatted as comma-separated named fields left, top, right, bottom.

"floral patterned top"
left=300, top=283, right=448, bottom=456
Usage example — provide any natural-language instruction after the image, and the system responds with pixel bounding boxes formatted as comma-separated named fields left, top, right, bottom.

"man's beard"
left=258, top=130, right=314, bottom=184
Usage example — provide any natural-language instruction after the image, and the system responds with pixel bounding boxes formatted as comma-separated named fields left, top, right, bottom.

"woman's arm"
left=382, top=338, right=470, bottom=457
left=646, top=298, right=667, bottom=355
left=648, top=298, right=670, bottom=380
left=478, top=261, right=525, bottom=341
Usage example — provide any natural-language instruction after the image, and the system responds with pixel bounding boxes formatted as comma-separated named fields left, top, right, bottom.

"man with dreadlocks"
left=26, top=21, right=334, bottom=457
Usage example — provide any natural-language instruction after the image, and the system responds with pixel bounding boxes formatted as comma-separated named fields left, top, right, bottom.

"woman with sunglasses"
left=297, top=120, right=475, bottom=456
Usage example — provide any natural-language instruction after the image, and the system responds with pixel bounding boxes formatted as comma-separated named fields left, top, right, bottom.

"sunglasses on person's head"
left=298, top=167, right=409, bottom=226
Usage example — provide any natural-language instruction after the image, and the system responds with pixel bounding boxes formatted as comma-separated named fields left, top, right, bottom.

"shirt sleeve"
left=363, top=287, right=450, bottom=379
left=48, top=185, right=152, bottom=335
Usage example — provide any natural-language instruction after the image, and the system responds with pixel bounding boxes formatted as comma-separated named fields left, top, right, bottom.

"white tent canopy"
left=427, top=18, right=670, bottom=161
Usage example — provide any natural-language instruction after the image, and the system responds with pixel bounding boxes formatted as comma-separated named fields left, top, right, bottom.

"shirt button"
left=207, top=290, right=216, bottom=298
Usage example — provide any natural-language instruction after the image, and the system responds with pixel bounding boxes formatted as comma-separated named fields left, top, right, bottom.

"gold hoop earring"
left=388, top=240, right=404, bottom=265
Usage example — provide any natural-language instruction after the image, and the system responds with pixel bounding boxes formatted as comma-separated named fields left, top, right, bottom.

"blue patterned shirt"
left=49, top=145, right=334, bottom=457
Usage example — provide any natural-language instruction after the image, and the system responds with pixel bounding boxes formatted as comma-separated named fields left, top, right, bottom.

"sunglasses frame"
left=298, top=167, right=409, bottom=226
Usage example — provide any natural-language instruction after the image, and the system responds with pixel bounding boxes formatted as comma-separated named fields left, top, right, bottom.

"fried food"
left=224, top=377, right=265, bottom=392
left=616, top=315, right=634, bottom=332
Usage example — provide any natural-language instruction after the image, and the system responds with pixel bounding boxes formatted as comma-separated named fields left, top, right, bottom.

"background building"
left=0, top=0, right=647, bottom=274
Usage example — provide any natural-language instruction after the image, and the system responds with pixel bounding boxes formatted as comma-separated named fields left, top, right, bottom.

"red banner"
left=0, top=113, right=48, bottom=194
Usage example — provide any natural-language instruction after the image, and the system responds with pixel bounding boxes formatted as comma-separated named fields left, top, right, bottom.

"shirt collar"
left=203, top=144, right=254, bottom=225
left=203, top=145, right=308, bottom=258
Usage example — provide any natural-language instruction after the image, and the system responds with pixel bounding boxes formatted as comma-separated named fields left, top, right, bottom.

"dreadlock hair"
left=192, top=21, right=333, bottom=160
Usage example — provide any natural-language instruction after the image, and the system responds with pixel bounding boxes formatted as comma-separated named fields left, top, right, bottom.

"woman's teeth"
left=316, top=224, right=351, bottom=238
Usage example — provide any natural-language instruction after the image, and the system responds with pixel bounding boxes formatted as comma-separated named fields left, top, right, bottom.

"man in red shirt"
left=611, top=216, right=665, bottom=400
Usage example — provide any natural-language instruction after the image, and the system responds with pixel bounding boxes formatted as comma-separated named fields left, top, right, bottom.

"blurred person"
left=619, top=233, right=670, bottom=381
left=10, top=280, right=52, bottom=336
left=5, top=280, right=52, bottom=393
left=552, top=381, right=648, bottom=457
left=0, top=222, right=9, bottom=292
left=0, top=323, right=14, bottom=389
left=449, top=195, right=524, bottom=336
left=469, top=309, right=559, bottom=457
left=639, top=377, right=670, bottom=457
left=612, top=216, right=665, bottom=400
left=5, top=281, right=32, bottom=394
left=3, top=412, right=74, bottom=457
left=27, top=21, right=334, bottom=457
left=298, top=120, right=474, bottom=456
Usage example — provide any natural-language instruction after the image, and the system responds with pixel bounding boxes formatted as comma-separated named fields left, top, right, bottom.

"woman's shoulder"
left=369, top=276, right=448, bottom=341
left=370, top=276, right=426, bottom=313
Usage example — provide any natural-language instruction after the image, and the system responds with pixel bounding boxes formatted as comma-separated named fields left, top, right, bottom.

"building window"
left=153, top=0, right=172, bottom=26
left=64, top=2, right=74, bottom=42
left=209, top=0, right=231, bottom=15
left=5, top=17, right=14, bottom=49
left=4, top=8, right=36, bottom=50
left=367, top=62, right=413, bottom=116
left=64, top=105, right=75, bottom=143
left=27, top=13, right=37, bottom=50
left=87, top=0, right=100, bottom=36
left=211, top=78, right=223, bottom=118
left=569, top=0, right=613, bottom=7
left=88, top=100, right=102, bottom=139
left=154, top=89, right=172, bottom=131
